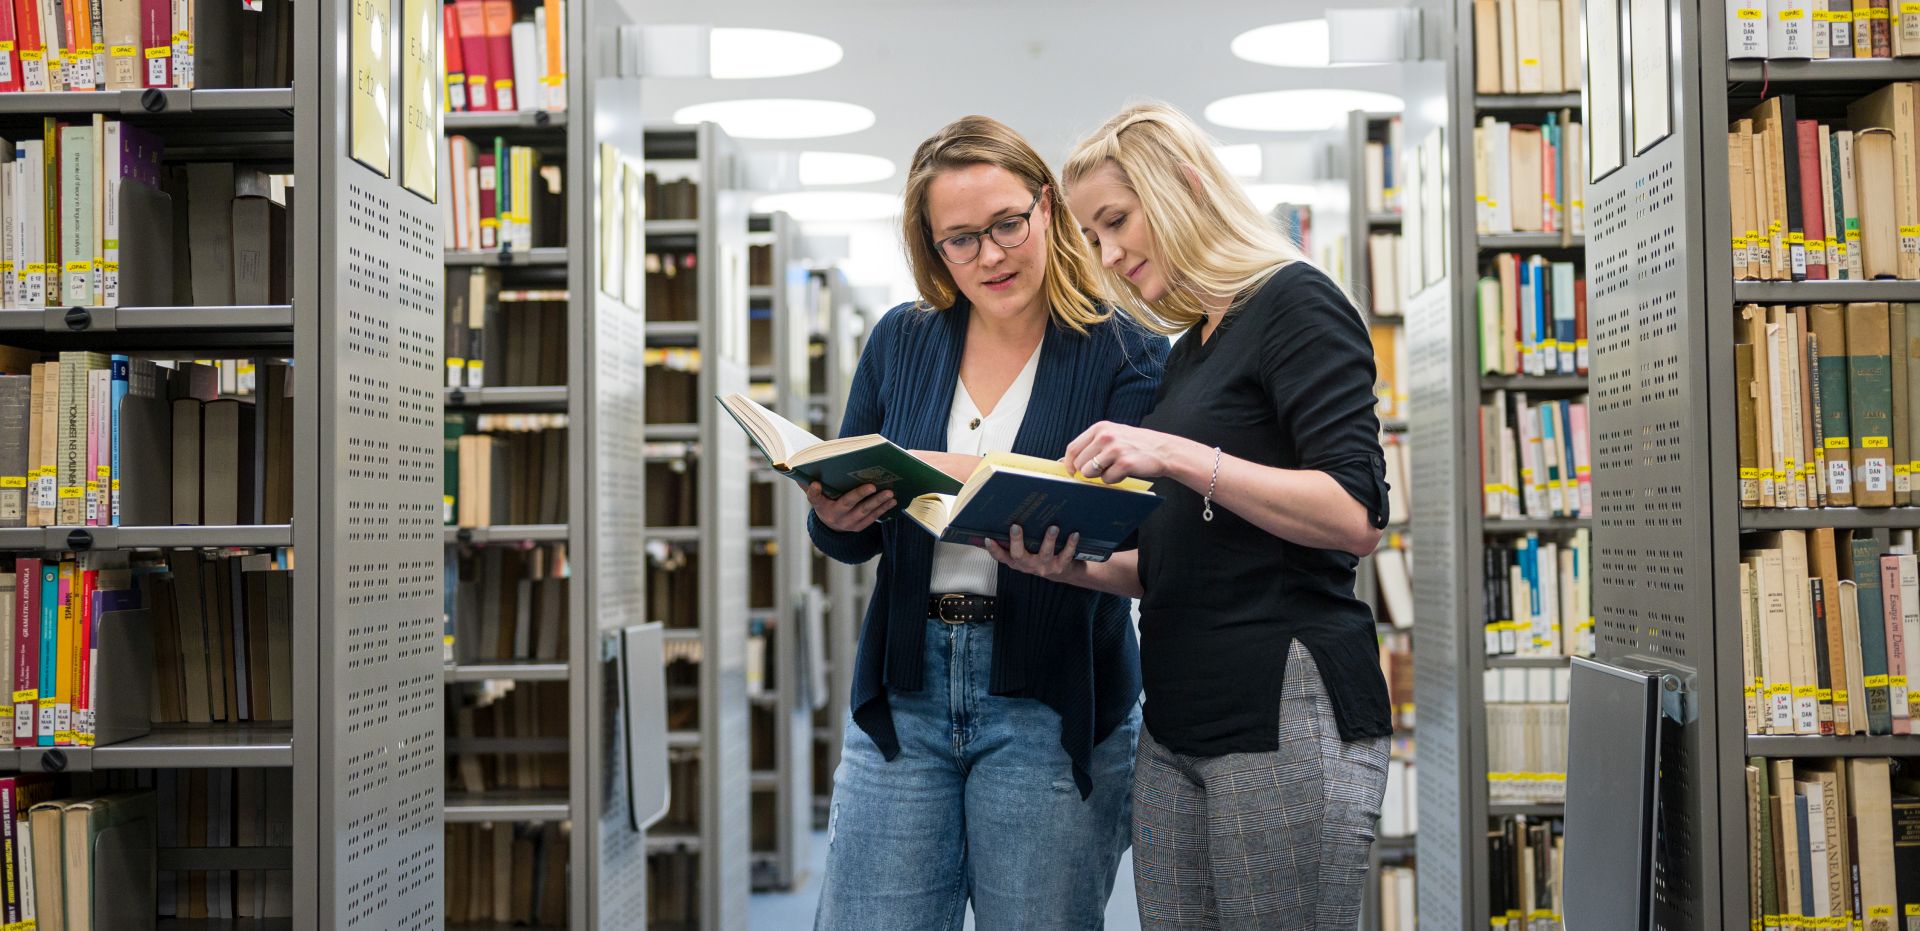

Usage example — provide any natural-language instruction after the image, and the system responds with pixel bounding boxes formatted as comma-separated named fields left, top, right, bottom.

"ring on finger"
left=1085, top=458, right=1104, bottom=474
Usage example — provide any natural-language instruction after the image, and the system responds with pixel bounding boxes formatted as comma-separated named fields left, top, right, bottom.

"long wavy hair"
left=1063, top=102, right=1306, bottom=333
left=901, top=115, right=1110, bottom=333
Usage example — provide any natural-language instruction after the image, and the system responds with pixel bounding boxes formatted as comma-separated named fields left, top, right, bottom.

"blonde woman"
left=807, top=114, right=1167, bottom=929
left=990, top=102, right=1393, bottom=929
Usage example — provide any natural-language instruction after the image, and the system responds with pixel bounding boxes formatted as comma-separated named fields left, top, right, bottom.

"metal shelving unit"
left=643, top=122, right=752, bottom=930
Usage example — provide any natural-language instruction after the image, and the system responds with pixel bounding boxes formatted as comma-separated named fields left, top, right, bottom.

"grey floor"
left=747, top=830, right=1144, bottom=930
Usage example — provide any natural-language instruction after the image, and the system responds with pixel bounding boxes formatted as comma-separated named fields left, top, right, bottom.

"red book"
left=477, top=151, right=498, bottom=250
left=1573, top=277, right=1588, bottom=375
left=481, top=0, right=515, bottom=111
left=138, top=0, right=167, bottom=87
left=1542, top=134, right=1557, bottom=233
left=0, top=777, right=16, bottom=922
left=71, top=568, right=90, bottom=745
left=1796, top=119, right=1829, bottom=281
left=0, top=0, right=21, bottom=93
left=454, top=0, right=490, bottom=110
left=442, top=1, right=466, bottom=111
left=11, top=558, right=34, bottom=749
left=12, top=0, right=41, bottom=92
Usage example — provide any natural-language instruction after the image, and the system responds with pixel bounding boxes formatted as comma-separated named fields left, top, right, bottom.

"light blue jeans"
left=814, top=617, right=1139, bottom=930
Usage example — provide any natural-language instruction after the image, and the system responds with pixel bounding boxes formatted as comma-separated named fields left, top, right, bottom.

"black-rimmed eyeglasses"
left=933, top=192, right=1041, bottom=265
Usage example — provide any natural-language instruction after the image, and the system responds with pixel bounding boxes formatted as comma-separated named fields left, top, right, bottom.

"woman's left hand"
left=984, top=525, right=1081, bottom=581
left=1064, top=421, right=1193, bottom=484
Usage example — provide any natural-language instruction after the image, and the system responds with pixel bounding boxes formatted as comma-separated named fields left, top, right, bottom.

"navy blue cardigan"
left=809, top=299, right=1169, bottom=797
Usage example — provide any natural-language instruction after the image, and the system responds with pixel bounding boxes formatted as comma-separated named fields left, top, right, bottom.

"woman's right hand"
left=807, top=482, right=895, bottom=532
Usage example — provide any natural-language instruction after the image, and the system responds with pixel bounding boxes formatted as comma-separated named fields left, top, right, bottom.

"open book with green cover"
left=718, top=393, right=963, bottom=502
left=902, top=452, right=1162, bottom=562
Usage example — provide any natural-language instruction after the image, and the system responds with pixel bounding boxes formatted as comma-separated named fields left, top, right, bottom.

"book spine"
left=441, top=1, right=465, bottom=111
left=84, top=367, right=98, bottom=526
left=9, top=558, right=30, bottom=750
left=109, top=354, right=123, bottom=526
left=1799, top=120, right=1830, bottom=280
left=51, top=561, right=67, bottom=744
left=14, top=0, right=42, bottom=92
left=72, top=567, right=89, bottom=745
left=101, top=118, right=117, bottom=307
left=33, top=563, right=50, bottom=746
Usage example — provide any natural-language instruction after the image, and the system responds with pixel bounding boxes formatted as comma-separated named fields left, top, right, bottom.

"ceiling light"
left=752, top=191, right=899, bottom=222
left=1231, top=20, right=1372, bottom=69
left=1214, top=144, right=1263, bottom=179
left=798, top=152, right=896, bottom=186
left=1205, top=90, right=1404, bottom=133
left=673, top=99, right=876, bottom=140
left=709, top=28, right=843, bottom=79
left=1241, top=183, right=1322, bottom=212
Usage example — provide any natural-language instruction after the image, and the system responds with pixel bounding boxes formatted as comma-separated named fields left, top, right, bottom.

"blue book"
left=35, top=565, right=54, bottom=747
left=109, top=356, right=127, bottom=526
left=1794, top=792, right=1814, bottom=918
left=1552, top=263, right=1577, bottom=375
left=1531, top=259, right=1549, bottom=375
left=900, top=452, right=1162, bottom=563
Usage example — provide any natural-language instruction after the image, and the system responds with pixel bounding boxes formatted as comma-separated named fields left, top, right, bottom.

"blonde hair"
left=901, top=116, right=1109, bottom=333
left=1064, top=102, right=1306, bottom=332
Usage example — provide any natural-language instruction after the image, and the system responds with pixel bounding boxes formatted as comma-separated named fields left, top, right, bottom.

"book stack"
left=445, top=544, right=568, bottom=665
left=1729, top=88, right=1919, bottom=283
left=1735, top=303, right=1920, bottom=509
left=1477, top=255, right=1588, bottom=376
left=444, top=822, right=569, bottom=925
left=0, top=0, right=289, bottom=94
left=446, top=412, right=567, bottom=527
left=1368, top=234, right=1405, bottom=317
left=1379, top=864, right=1417, bottom=931
left=644, top=172, right=699, bottom=221
left=443, top=269, right=567, bottom=388
left=1479, top=391, right=1593, bottom=520
left=1476, top=116, right=1586, bottom=238
left=442, top=0, right=566, bottom=112
left=1744, top=757, right=1920, bottom=931
left=1470, top=0, right=1583, bottom=94
left=1364, top=118, right=1404, bottom=215
left=1736, top=528, right=1920, bottom=737
left=1488, top=815, right=1565, bottom=931
left=444, top=135, right=564, bottom=254
left=141, top=549, right=295, bottom=729
left=1485, top=666, right=1569, bottom=804
left=153, top=768, right=294, bottom=920
left=1483, top=531, right=1594, bottom=659
left=1726, top=0, right=1920, bottom=59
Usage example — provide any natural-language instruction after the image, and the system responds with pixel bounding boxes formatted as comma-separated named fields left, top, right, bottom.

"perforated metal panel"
left=1585, top=133, right=1717, bottom=931
left=321, top=160, right=446, bottom=931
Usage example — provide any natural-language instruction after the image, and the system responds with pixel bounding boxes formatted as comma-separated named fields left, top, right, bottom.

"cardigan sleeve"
left=1104, top=317, right=1170, bottom=428
left=807, top=308, right=899, bottom=564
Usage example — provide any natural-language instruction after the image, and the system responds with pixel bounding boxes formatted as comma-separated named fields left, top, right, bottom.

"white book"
left=1489, top=120, right=1515, bottom=234
left=1803, top=781, right=1832, bottom=916
left=1517, top=396, right=1545, bottom=516
left=510, top=22, right=538, bottom=113
left=1514, top=0, right=1544, bottom=92
left=0, top=148, right=12, bottom=310
left=1538, top=539, right=1562, bottom=653
left=1562, top=0, right=1583, bottom=88
left=1553, top=262, right=1576, bottom=374
left=103, top=120, right=120, bottom=307
left=1902, top=552, right=1920, bottom=724
left=533, top=6, right=550, bottom=109
left=1538, top=0, right=1563, bottom=92
left=1568, top=121, right=1586, bottom=236
left=17, top=140, right=41, bottom=311
left=1838, top=131, right=1864, bottom=281
left=1769, top=0, right=1814, bottom=58
left=1475, top=125, right=1491, bottom=233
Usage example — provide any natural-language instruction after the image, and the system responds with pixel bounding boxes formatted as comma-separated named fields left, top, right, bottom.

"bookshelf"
left=642, top=122, right=753, bottom=931
left=1399, top=0, right=1592, bottom=923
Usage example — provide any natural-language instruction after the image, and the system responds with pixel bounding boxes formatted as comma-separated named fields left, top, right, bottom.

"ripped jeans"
left=814, top=617, right=1139, bottom=931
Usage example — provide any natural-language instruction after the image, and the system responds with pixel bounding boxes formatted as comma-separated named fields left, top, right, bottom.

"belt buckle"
left=937, top=594, right=968, bottom=625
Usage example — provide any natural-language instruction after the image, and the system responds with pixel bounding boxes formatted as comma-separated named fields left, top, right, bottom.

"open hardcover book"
left=718, top=394, right=963, bottom=502
left=902, top=452, right=1162, bottom=562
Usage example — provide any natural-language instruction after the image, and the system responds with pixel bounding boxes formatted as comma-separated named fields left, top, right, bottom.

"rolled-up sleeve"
left=807, top=313, right=894, bottom=564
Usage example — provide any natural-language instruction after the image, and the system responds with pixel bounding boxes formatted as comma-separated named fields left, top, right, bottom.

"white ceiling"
left=626, top=0, right=1411, bottom=196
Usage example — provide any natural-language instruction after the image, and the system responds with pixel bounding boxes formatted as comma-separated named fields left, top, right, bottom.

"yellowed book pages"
left=1732, top=132, right=1754, bottom=282
left=1539, top=0, right=1563, bottom=93
left=1514, top=0, right=1544, bottom=93
left=1758, top=540, right=1795, bottom=732
left=1746, top=304, right=1780, bottom=508
left=1498, top=0, right=1519, bottom=93
left=1782, top=530, right=1821, bottom=733
left=1856, top=128, right=1902, bottom=280
left=1847, top=84, right=1920, bottom=280
left=1848, top=758, right=1897, bottom=929
left=1475, top=0, right=1502, bottom=94
left=1510, top=126, right=1544, bottom=232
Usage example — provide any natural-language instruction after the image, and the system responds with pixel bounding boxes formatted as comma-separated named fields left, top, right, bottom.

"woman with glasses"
left=808, top=114, right=1167, bottom=929
left=989, top=102, right=1392, bottom=930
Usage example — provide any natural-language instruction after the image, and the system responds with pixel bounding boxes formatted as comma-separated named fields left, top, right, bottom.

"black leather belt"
left=930, top=594, right=995, bottom=624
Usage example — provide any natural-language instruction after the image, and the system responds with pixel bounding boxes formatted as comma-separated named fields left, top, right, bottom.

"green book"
left=444, top=412, right=466, bottom=526
left=901, top=452, right=1161, bottom=563
left=1853, top=530, right=1895, bottom=735
left=1756, top=758, right=1778, bottom=926
left=1811, top=305, right=1854, bottom=506
left=717, top=393, right=962, bottom=503
left=1846, top=303, right=1895, bottom=508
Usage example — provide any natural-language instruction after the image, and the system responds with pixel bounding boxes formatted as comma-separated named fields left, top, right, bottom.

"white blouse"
left=928, top=341, right=1043, bottom=597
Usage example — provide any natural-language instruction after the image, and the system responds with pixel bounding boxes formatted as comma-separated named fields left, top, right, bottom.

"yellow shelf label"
left=1870, top=906, right=1896, bottom=919
left=1, top=477, right=26, bottom=489
left=1901, top=225, right=1920, bottom=237
left=63, top=261, right=89, bottom=273
left=1827, top=437, right=1852, bottom=449
left=145, top=46, right=169, bottom=58
left=1796, top=685, right=1818, bottom=698
left=56, top=487, right=82, bottom=500
left=1867, top=675, right=1891, bottom=688
left=1818, top=688, right=1834, bottom=701
left=11, top=690, right=34, bottom=703
left=109, top=44, right=135, bottom=57
left=1790, top=232, right=1807, bottom=244
left=1865, top=436, right=1892, bottom=448
left=1779, top=6, right=1804, bottom=16
left=1738, top=7, right=1764, bottom=16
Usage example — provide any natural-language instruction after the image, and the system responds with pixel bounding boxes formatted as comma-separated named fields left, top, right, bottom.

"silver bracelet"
left=1202, top=446, right=1221, bottom=522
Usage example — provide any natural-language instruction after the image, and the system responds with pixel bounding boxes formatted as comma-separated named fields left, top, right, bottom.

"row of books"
left=645, top=348, right=700, bottom=425
left=1362, top=118, right=1405, bottom=216
left=1477, top=255, right=1587, bottom=377
left=0, top=0, right=288, bottom=93
left=155, top=768, right=293, bottom=920
left=1478, top=391, right=1592, bottom=520
left=1378, top=864, right=1416, bottom=931
left=647, top=542, right=696, bottom=631
left=443, top=268, right=568, bottom=389
left=645, top=173, right=698, bottom=222
left=443, top=0, right=566, bottom=113
left=1728, top=0, right=1920, bottom=59
left=1486, top=701, right=1567, bottom=803
left=1746, top=757, right=1918, bottom=931
left=1470, top=0, right=1583, bottom=95
left=1382, top=756, right=1417, bottom=838
left=1475, top=115, right=1586, bottom=236
left=445, top=413, right=567, bottom=527
left=1366, top=234, right=1406, bottom=318
left=1739, top=528, right=1920, bottom=737
left=444, top=135, right=563, bottom=254
left=1736, top=303, right=1916, bottom=509
left=1373, top=542, right=1412, bottom=632
left=1489, top=815, right=1564, bottom=931
left=444, top=543, right=568, bottom=665
left=0, top=784, right=161, bottom=927
left=647, top=251, right=698, bottom=322
left=1731, top=88, right=1919, bottom=283
left=448, top=680, right=567, bottom=794
left=1484, top=531, right=1594, bottom=658
left=444, top=822, right=568, bottom=926
left=1370, top=320, right=1408, bottom=419
left=146, top=549, right=293, bottom=727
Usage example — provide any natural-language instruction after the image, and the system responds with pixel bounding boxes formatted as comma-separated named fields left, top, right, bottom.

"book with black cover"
left=717, top=393, right=960, bottom=502
left=901, top=452, right=1161, bottom=562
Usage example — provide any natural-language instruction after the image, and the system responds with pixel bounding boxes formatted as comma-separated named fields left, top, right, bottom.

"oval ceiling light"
left=709, top=28, right=843, bottom=79
left=798, top=151, right=896, bottom=186
left=752, top=191, right=899, bottom=222
left=673, top=99, right=876, bottom=140
left=1213, top=144, right=1263, bottom=179
left=1231, top=19, right=1371, bottom=69
left=1205, top=89, right=1404, bottom=133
